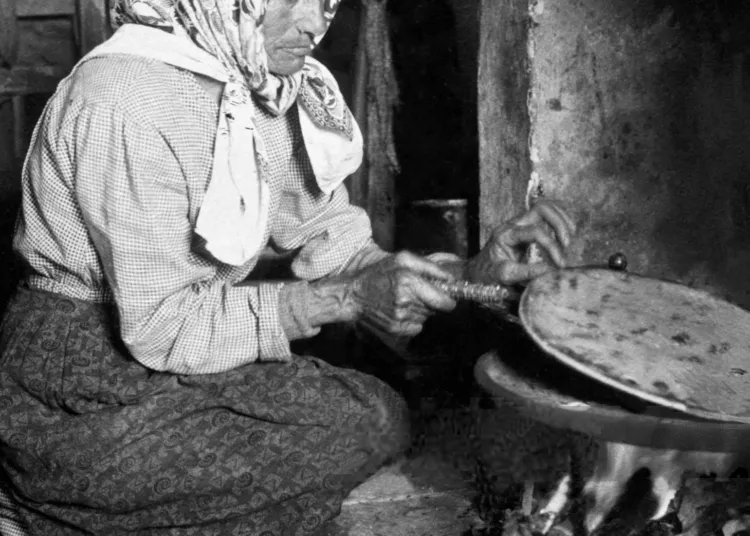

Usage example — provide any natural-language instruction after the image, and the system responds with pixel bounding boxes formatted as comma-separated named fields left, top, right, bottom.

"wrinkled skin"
left=260, top=1, right=577, bottom=337
left=349, top=201, right=576, bottom=337
left=350, top=251, right=458, bottom=338
left=263, top=0, right=326, bottom=75
left=466, top=200, right=577, bottom=285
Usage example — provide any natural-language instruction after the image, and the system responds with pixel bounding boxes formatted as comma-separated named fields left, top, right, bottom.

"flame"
left=582, top=441, right=738, bottom=533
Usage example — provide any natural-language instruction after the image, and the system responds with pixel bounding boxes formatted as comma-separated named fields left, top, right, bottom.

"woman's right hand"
left=349, top=252, right=457, bottom=337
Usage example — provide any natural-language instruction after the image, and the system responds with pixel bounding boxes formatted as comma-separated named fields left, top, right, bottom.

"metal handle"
left=607, top=252, right=628, bottom=272
left=427, top=278, right=515, bottom=305
left=429, top=253, right=628, bottom=306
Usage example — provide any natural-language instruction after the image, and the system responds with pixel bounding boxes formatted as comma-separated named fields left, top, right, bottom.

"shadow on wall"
left=0, top=94, right=50, bottom=313
left=389, top=0, right=481, bottom=254
left=0, top=177, right=22, bottom=314
left=648, top=0, right=750, bottom=298
left=0, top=99, right=20, bottom=314
left=389, top=0, right=476, bottom=203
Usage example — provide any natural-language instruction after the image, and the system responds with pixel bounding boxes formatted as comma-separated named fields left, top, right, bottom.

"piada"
left=519, top=268, right=750, bottom=424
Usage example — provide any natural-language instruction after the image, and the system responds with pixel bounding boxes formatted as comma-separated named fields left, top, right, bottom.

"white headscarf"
left=88, top=0, right=363, bottom=265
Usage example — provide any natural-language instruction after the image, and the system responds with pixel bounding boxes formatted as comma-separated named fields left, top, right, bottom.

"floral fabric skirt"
left=0, top=286, right=409, bottom=535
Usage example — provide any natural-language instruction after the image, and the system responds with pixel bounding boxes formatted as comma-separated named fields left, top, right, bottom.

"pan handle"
left=476, top=252, right=630, bottom=326
left=501, top=251, right=630, bottom=301
left=431, top=252, right=629, bottom=307
left=607, top=252, right=628, bottom=272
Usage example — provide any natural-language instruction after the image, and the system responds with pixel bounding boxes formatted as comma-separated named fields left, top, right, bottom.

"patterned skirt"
left=0, top=286, right=410, bottom=535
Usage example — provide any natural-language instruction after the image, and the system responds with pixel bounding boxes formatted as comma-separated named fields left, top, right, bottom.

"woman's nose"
left=297, top=0, right=327, bottom=38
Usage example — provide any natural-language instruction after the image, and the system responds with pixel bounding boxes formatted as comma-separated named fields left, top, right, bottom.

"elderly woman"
left=0, top=0, right=575, bottom=533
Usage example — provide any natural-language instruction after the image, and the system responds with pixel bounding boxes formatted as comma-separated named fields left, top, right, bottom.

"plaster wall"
left=526, top=0, right=750, bottom=306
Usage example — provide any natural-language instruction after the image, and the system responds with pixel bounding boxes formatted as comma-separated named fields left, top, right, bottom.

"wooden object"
left=519, top=268, right=750, bottom=424
left=478, top=0, right=531, bottom=246
left=0, top=0, right=19, bottom=66
left=0, top=65, right=71, bottom=95
left=11, top=95, right=23, bottom=159
left=16, top=0, right=75, bottom=17
left=0, top=0, right=110, bottom=165
left=75, top=0, right=110, bottom=56
left=361, top=0, right=398, bottom=252
left=344, top=0, right=398, bottom=249
left=348, top=1, right=368, bottom=209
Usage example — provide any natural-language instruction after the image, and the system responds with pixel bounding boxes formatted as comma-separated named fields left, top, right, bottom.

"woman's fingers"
left=360, top=315, right=423, bottom=337
left=394, top=322, right=424, bottom=337
left=394, top=253, right=458, bottom=311
left=500, top=224, right=567, bottom=267
left=517, top=201, right=576, bottom=248
left=393, top=271, right=456, bottom=314
left=392, top=251, right=455, bottom=281
left=414, top=278, right=457, bottom=312
left=492, top=260, right=554, bottom=285
left=464, top=200, right=577, bottom=287
left=351, top=251, right=463, bottom=337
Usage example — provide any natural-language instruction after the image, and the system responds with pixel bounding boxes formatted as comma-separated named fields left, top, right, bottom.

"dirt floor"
left=329, top=400, right=750, bottom=536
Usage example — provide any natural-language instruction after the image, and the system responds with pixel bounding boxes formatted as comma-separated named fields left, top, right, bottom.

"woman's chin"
left=267, top=54, right=307, bottom=76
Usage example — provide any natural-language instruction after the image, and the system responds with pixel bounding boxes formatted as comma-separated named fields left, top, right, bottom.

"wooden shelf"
left=16, top=0, right=76, bottom=17
left=0, top=65, right=70, bottom=95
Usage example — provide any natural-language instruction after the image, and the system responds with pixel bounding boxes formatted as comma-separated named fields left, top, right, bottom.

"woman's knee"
left=357, top=380, right=411, bottom=463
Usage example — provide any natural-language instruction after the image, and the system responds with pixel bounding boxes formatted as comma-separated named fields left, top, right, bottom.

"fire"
left=516, top=442, right=750, bottom=535
left=582, top=442, right=737, bottom=532
left=522, top=440, right=745, bottom=535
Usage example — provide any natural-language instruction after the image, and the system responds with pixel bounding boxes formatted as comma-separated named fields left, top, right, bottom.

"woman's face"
left=262, top=0, right=327, bottom=75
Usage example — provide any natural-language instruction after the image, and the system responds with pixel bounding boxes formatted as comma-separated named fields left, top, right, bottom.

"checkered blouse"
left=13, top=54, right=379, bottom=375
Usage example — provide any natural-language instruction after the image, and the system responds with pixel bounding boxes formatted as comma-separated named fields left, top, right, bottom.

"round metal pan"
left=475, top=350, right=750, bottom=452
left=519, top=268, right=750, bottom=425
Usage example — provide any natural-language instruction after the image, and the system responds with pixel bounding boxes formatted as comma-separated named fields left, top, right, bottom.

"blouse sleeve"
left=272, top=181, right=381, bottom=281
left=69, top=104, right=290, bottom=374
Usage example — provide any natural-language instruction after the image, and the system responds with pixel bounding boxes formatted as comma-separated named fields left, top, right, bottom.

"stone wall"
left=481, top=0, right=750, bottom=307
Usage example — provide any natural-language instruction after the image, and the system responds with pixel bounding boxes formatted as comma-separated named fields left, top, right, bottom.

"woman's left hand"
left=466, top=200, right=577, bottom=285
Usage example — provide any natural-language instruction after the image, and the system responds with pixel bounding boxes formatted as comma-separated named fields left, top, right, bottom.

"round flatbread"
left=519, top=268, right=750, bottom=424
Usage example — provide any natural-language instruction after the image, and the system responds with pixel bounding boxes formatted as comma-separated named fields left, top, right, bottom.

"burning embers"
left=503, top=441, right=744, bottom=535
left=475, top=403, right=749, bottom=536
left=581, top=442, right=737, bottom=534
